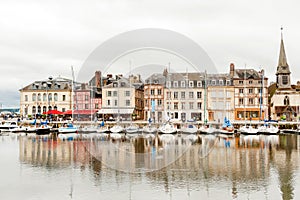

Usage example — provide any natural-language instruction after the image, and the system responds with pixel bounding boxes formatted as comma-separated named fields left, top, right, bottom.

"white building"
left=163, top=72, right=205, bottom=123
left=270, top=31, right=300, bottom=121
left=99, top=75, right=144, bottom=121
left=19, top=76, right=73, bottom=118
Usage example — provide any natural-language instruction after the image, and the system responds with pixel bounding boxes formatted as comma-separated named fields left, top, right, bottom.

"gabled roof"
left=234, top=69, right=262, bottom=79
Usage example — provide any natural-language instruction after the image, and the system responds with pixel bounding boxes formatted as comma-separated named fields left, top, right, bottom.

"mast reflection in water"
left=12, top=134, right=300, bottom=199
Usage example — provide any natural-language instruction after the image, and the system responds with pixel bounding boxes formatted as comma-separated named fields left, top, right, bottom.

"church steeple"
left=276, top=27, right=291, bottom=89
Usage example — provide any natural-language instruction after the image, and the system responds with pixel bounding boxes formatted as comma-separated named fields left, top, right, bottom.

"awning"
left=43, top=110, right=63, bottom=115
left=98, top=108, right=134, bottom=114
left=63, top=110, right=98, bottom=115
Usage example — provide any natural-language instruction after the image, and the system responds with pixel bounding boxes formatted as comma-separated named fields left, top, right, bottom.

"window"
left=181, top=92, right=185, bottom=99
left=226, top=80, right=231, bottom=85
left=25, top=95, right=28, bottom=102
left=95, top=104, right=99, bottom=109
left=114, top=100, right=118, bottom=106
left=107, top=100, right=110, bottom=106
left=284, top=96, right=290, bottom=106
left=43, top=106, right=46, bottom=113
left=258, top=80, right=262, bottom=84
left=166, top=92, right=171, bottom=99
left=239, top=98, right=244, bottom=105
left=84, top=104, right=88, bottom=109
left=239, top=80, right=243, bottom=85
left=173, top=81, right=178, bottom=87
left=249, top=80, right=253, bottom=84
left=282, top=76, right=288, bottom=85
left=150, top=89, right=155, bottom=95
left=113, top=91, right=117, bottom=96
left=158, top=99, right=162, bottom=106
left=181, top=102, right=185, bottom=109
left=166, top=81, right=171, bottom=88
left=197, top=102, right=202, bottom=109
left=173, top=92, right=178, bottom=99
left=248, top=88, right=253, bottom=94
left=239, top=89, right=244, bottom=94
left=189, top=102, right=194, bottom=109
left=48, top=94, right=52, bottom=101
left=189, top=92, right=194, bottom=99
left=126, top=100, right=130, bottom=106
left=181, top=81, right=185, bottom=88
left=167, top=102, right=170, bottom=110
left=125, top=91, right=130, bottom=96
left=32, top=93, right=36, bottom=101
left=157, top=89, right=162, bottom=95
left=32, top=106, right=36, bottom=114
left=37, top=93, right=41, bottom=101
left=174, top=102, right=178, bottom=110
left=258, top=88, right=262, bottom=94
left=211, top=80, right=216, bottom=85
left=197, top=81, right=202, bottom=87
left=53, top=93, right=58, bottom=101
left=197, top=92, right=202, bottom=99
left=107, top=91, right=112, bottom=97
left=189, top=81, right=194, bottom=87
left=219, top=80, right=223, bottom=85
left=62, top=95, right=66, bottom=101
left=249, top=98, right=254, bottom=105
left=85, top=95, right=89, bottom=101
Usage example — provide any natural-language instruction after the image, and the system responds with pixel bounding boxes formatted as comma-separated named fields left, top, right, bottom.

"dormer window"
left=173, top=81, right=178, bottom=88
left=189, top=81, right=194, bottom=87
left=197, top=81, right=202, bottom=87
left=181, top=81, right=185, bottom=87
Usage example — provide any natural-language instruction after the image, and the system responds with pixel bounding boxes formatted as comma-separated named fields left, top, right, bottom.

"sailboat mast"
left=244, top=65, right=246, bottom=126
left=203, top=70, right=207, bottom=124
left=71, top=66, right=75, bottom=121
left=259, top=69, right=264, bottom=121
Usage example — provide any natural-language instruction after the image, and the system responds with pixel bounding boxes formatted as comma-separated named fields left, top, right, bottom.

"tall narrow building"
left=276, top=29, right=291, bottom=89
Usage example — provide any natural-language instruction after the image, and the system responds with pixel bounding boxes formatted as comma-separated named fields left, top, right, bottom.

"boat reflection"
left=18, top=134, right=299, bottom=199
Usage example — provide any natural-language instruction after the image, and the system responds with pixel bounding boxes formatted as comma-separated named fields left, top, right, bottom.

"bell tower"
left=276, top=27, right=291, bottom=89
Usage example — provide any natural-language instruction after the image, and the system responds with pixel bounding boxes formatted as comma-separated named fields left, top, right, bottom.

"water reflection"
left=17, top=133, right=300, bottom=200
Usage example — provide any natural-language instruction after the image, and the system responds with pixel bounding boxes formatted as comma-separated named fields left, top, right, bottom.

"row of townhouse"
left=18, top=64, right=268, bottom=123
left=96, top=63, right=268, bottom=124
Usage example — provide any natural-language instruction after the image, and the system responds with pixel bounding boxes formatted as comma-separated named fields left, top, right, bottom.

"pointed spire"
left=276, top=27, right=290, bottom=74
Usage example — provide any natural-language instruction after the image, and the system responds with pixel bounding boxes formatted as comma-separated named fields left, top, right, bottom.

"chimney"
left=95, top=71, right=101, bottom=87
left=229, top=63, right=235, bottom=77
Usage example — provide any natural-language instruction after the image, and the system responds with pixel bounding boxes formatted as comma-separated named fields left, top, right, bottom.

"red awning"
left=43, top=110, right=63, bottom=115
left=62, top=110, right=98, bottom=115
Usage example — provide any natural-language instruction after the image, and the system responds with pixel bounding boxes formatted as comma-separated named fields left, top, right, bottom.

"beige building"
left=99, top=75, right=144, bottom=121
left=206, top=73, right=235, bottom=123
left=19, top=76, right=73, bottom=118
left=230, top=63, right=268, bottom=122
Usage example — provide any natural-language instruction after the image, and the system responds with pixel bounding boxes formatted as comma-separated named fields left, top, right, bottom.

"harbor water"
left=0, top=133, right=299, bottom=200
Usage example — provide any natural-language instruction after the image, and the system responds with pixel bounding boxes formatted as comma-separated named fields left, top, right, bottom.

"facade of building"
left=231, top=63, right=269, bottom=122
left=100, top=75, right=144, bottom=121
left=144, top=73, right=166, bottom=123
left=19, top=76, right=73, bottom=118
left=206, top=73, right=235, bottom=123
left=270, top=32, right=300, bottom=121
left=163, top=72, right=205, bottom=123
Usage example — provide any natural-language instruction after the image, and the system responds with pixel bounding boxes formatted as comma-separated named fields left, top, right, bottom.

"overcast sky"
left=1, top=0, right=300, bottom=107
